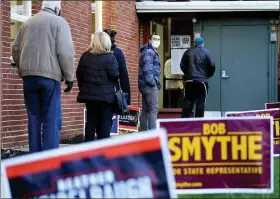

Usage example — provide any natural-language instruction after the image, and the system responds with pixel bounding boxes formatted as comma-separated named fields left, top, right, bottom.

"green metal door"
left=202, top=26, right=221, bottom=112
left=202, top=23, right=271, bottom=113
left=221, top=25, right=269, bottom=111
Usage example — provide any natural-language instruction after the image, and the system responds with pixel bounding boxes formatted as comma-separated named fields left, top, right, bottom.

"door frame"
left=194, top=18, right=278, bottom=114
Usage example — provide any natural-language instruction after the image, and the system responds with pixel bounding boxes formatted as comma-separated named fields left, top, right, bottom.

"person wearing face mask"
left=180, top=36, right=216, bottom=118
left=12, top=1, right=75, bottom=153
left=138, top=33, right=161, bottom=131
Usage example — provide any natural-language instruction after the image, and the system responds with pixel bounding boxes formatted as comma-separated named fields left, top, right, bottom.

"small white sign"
left=171, top=35, right=191, bottom=49
left=171, top=49, right=186, bottom=75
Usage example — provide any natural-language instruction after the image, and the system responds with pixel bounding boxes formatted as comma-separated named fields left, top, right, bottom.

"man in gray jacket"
left=12, top=1, right=75, bottom=153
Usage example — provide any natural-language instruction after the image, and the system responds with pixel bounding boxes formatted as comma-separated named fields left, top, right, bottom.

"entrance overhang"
left=136, top=1, right=279, bottom=13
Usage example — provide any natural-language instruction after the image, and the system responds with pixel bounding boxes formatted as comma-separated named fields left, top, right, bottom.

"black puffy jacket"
left=111, top=44, right=131, bottom=105
left=180, top=46, right=215, bottom=82
left=76, top=51, right=119, bottom=104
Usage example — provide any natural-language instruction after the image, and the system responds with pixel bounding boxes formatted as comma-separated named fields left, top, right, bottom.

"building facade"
left=0, top=0, right=139, bottom=148
left=0, top=0, right=279, bottom=148
left=137, top=0, right=279, bottom=118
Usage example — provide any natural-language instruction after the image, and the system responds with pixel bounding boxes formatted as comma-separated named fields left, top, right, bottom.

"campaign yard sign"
left=157, top=117, right=274, bottom=194
left=119, top=106, right=140, bottom=131
left=265, top=102, right=280, bottom=109
left=110, top=114, right=119, bottom=135
left=226, top=109, right=280, bottom=156
left=1, top=129, right=177, bottom=199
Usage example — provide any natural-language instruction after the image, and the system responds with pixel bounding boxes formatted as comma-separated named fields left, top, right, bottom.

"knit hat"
left=194, top=36, right=204, bottom=47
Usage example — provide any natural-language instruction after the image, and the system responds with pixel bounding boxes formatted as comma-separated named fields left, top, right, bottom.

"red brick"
left=0, top=0, right=92, bottom=148
left=103, top=0, right=139, bottom=106
left=1, top=0, right=142, bottom=148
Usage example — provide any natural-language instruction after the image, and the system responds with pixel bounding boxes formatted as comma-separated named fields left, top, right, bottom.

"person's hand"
left=64, top=81, right=73, bottom=92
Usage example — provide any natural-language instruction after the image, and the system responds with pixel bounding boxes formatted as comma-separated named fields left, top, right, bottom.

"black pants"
left=85, top=101, right=113, bottom=141
left=182, top=81, right=208, bottom=118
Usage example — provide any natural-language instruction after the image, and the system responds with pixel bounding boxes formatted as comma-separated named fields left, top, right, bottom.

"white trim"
left=10, top=1, right=32, bottom=22
left=95, top=1, right=102, bottom=31
left=23, top=1, right=32, bottom=17
left=136, top=1, right=279, bottom=13
left=91, top=2, right=96, bottom=13
left=225, top=108, right=280, bottom=115
left=10, top=13, right=29, bottom=22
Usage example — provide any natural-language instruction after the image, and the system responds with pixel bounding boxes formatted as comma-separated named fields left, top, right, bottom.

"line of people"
left=11, top=1, right=215, bottom=153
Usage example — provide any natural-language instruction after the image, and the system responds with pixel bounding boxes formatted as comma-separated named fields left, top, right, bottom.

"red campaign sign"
left=226, top=109, right=280, bottom=156
left=1, top=130, right=176, bottom=199
left=157, top=117, right=274, bottom=195
left=119, top=106, right=140, bottom=131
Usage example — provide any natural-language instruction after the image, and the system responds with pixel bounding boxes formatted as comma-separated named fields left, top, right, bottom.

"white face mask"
left=150, top=35, right=160, bottom=49
left=152, top=41, right=160, bottom=49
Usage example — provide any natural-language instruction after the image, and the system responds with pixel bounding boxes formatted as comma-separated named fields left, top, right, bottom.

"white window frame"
left=10, top=1, right=32, bottom=22
left=10, top=1, right=32, bottom=63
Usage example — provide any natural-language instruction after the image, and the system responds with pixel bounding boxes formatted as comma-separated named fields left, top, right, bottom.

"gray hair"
left=88, top=31, right=112, bottom=54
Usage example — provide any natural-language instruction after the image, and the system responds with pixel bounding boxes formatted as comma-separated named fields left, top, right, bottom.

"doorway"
left=202, top=23, right=270, bottom=114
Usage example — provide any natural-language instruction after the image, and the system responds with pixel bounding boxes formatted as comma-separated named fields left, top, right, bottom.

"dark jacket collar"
left=41, top=8, right=57, bottom=15
left=111, top=43, right=117, bottom=49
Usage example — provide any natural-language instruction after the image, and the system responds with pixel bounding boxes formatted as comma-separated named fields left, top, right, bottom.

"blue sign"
left=110, top=114, right=118, bottom=134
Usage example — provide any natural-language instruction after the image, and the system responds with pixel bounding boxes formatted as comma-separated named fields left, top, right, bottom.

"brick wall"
left=1, top=0, right=142, bottom=148
left=1, top=0, right=92, bottom=148
left=0, top=1, right=3, bottom=147
left=32, top=0, right=42, bottom=15
left=0, top=0, right=25, bottom=148
left=102, top=0, right=140, bottom=106
left=59, top=0, right=92, bottom=139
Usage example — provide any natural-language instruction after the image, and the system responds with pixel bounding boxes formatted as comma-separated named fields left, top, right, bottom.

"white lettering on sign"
left=35, top=170, right=153, bottom=198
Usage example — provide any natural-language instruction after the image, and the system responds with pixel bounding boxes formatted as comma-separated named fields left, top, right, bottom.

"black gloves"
left=64, top=81, right=73, bottom=92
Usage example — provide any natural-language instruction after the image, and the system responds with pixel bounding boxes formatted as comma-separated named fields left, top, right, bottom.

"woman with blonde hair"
left=76, top=31, right=119, bottom=141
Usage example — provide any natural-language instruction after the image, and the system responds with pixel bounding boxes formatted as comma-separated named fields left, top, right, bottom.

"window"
left=10, top=0, right=32, bottom=22
left=10, top=0, right=32, bottom=62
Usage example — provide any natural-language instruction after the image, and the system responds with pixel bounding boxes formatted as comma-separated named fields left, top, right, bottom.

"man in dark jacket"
left=138, top=33, right=161, bottom=131
left=180, top=36, right=215, bottom=118
left=104, top=29, right=131, bottom=105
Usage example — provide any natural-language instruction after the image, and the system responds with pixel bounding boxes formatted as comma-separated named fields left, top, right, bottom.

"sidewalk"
left=3, top=144, right=72, bottom=153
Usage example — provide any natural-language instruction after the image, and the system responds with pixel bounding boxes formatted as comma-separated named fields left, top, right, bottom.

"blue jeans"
left=23, top=76, right=62, bottom=153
